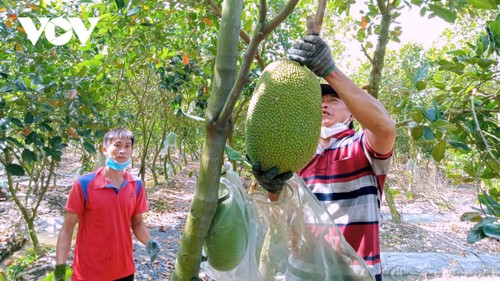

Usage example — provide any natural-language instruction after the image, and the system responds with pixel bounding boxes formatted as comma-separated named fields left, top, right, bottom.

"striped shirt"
left=298, top=129, right=392, bottom=281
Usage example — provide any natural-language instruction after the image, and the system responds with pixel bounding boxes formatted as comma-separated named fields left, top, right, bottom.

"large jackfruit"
left=246, top=60, right=322, bottom=173
left=204, top=179, right=248, bottom=271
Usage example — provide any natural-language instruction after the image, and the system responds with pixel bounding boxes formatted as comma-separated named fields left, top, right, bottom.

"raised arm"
left=288, top=34, right=395, bottom=154
left=323, top=69, right=395, bottom=155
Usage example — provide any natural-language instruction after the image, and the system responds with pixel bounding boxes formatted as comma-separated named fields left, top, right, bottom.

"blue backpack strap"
left=78, top=173, right=97, bottom=206
left=135, top=178, right=143, bottom=198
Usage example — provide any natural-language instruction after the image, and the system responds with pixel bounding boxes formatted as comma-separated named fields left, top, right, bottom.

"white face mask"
left=320, top=115, right=351, bottom=139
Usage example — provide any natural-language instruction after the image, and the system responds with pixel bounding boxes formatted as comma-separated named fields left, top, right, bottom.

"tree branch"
left=376, top=0, right=387, bottom=13
left=395, top=109, right=500, bottom=128
left=260, top=0, right=300, bottom=35
left=361, top=43, right=374, bottom=64
left=207, top=0, right=265, bottom=69
left=307, top=0, right=328, bottom=35
left=470, top=91, right=500, bottom=168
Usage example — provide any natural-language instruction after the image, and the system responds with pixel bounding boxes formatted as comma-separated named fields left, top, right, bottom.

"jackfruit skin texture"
left=204, top=183, right=248, bottom=271
left=246, top=59, right=322, bottom=173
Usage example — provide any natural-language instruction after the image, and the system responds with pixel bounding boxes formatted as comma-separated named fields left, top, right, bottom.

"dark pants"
left=115, top=274, right=134, bottom=281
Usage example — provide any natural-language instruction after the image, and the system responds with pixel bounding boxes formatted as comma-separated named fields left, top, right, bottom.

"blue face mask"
left=106, top=158, right=130, bottom=171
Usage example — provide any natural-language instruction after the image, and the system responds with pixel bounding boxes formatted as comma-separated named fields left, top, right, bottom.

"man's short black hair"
left=321, top=84, right=340, bottom=98
left=103, top=128, right=135, bottom=147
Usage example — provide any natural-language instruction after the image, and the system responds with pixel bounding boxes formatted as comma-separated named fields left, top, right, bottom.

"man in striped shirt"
left=290, top=35, right=396, bottom=281
left=254, top=35, right=396, bottom=280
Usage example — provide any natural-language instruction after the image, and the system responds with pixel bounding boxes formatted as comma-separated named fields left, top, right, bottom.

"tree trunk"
left=385, top=186, right=401, bottom=223
left=367, top=0, right=391, bottom=99
left=367, top=0, right=402, bottom=222
left=170, top=0, right=243, bottom=279
left=26, top=217, right=41, bottom=254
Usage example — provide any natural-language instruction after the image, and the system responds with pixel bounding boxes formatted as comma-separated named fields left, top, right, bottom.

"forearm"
left=55, top=229, right=73, bottom=264
left=324, top=68, right=394, bottom=134
left=132, top=220, right=151, bottom=245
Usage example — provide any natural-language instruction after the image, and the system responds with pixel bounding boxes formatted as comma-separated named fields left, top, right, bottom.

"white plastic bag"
left=203, top=170, right=375, bottom=281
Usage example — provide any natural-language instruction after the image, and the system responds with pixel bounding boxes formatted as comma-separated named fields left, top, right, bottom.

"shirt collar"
left=333, top=129, right=355, bottom=139
left=316, top=129, right=356, bottom=153
left=93, top=166, right=136, bottom=189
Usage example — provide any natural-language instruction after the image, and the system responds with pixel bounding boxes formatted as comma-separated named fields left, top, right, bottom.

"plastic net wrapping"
left=203, top=169, right=375, bottom=281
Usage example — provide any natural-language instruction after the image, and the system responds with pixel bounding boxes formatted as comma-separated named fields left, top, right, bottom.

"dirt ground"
left=379, top=166, right=499, bottom=257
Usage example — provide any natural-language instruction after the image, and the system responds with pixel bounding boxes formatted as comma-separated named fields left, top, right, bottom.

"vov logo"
left=18, top=17, right=100, bottom=46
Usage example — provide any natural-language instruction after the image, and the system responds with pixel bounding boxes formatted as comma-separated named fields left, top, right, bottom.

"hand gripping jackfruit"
left=246, top=60, right=322, bottom=173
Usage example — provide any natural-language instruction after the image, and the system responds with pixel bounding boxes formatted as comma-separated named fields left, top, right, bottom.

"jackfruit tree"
left=170, top=1, right=304, bottom=279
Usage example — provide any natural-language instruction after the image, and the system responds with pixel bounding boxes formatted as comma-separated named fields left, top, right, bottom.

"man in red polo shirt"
left=252, top=35, right=396, bottom=281
left=54, top=128, right=160, bottom=281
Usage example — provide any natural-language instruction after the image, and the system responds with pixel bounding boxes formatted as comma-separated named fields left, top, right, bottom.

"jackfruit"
left=246, top=59, right=322, bottom=173
left=205, top=180, right=248, bottom=271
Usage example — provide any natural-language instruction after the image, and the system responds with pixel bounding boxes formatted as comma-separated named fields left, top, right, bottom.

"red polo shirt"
left=65, top=167, right=148, bottom=281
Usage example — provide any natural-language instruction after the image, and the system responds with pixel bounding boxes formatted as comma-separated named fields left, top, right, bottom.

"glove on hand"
left=287, top=35, right=336, bottom=77
left=54, top=264, right=67, bottom=281
left=252, top=162, right=293, bottom=194
left=146, top=239, right=160, bottom=262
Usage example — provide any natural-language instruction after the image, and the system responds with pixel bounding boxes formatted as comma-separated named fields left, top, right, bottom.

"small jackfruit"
left=246, top=60, right=322, bottom=173
left=204, top=182, right=248, bottom=271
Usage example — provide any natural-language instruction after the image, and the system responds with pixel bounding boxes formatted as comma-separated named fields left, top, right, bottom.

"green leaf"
left=15, top=79, right=28, bottom=91
left=467, top=0, right=496, bottom=9
left=356, top=29, right=366, bottom=41
left=432, top=141, right=446, bottom=162
left=44, top=147, right=63, bottom=161
left=10, top=118, right=23, bottom=127
left=428, top=4, right=457, bottom=23
left=82, top=141, right=97, bottom=154
left=39, top=122, right=53, bottom=132
left=467, top=223, right=486, bottom=243
left=24, top=112, right=34, bottom=124
left=485, top=159, right=500, bottom=175
left=411, top=126, right=424, bottom=140
left=7, top=137, right=24, bottom=148
left=480, top=167, right=497, bottom=179
left=6, top=163, right=25, bottom=176
left=51, top=136, right=62, bottom=145
left=484, top=223, right=500, bottom=239
left=423, top=126, right=434, bottom=140
left=447, top=49, right=468, bottom=56
left=115, top=0, right=125, bottom=9
left=224, top=145, right=251, bottom=168
left=413, top=63, right=429, bottom=84
left=22, top=149, right=36, bottom=163
left=416, top=81, right=427, bottom=91
left=447, top=140, right=471, bottom=152
left=25, top=131, right=38, bottom=145
left=460, top=212, right=483, bottom=222
left=424, top=108, right=438, bottom=122
left=477, top=58, right=495, bottom=68
left=479, top=192, right=500, bottom=216
left=429, top=119, right=458, bottom=131
left=464, top=163, right=478, bottom=177
left=468, top=217, right=498, bottom=243
left=411, top=108, right=424, bottom=123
